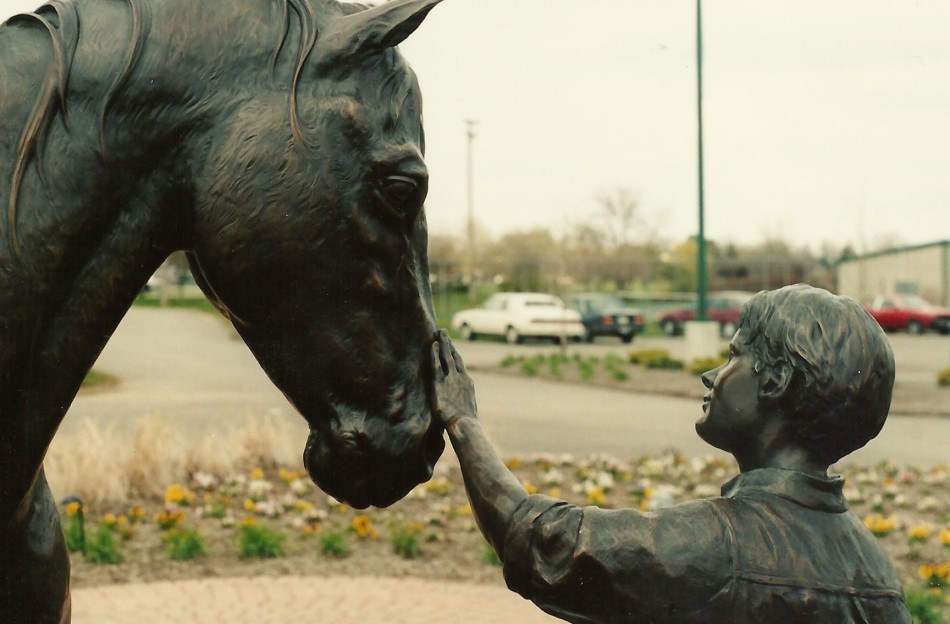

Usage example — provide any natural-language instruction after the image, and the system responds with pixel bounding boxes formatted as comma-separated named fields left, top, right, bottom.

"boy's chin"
left=695, top=419, right=730, bottom=453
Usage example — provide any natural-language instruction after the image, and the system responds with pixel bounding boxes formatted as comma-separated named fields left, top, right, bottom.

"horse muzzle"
left=302, top=400, right=444, bottom=508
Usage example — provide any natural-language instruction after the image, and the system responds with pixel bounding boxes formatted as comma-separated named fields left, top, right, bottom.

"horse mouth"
left=302, top=405, right=444, bottom=509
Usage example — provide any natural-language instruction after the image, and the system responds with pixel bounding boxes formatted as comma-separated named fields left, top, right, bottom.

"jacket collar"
left=721, top=468, right=848, bottom=513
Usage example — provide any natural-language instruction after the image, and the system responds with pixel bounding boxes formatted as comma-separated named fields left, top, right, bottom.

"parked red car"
left=657, top=291, right=753, bottom=338
left=866, top=295, right=950, bottom=335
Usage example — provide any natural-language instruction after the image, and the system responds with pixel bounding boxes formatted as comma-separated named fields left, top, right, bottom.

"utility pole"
left=465, top=119, right=477, bottom=302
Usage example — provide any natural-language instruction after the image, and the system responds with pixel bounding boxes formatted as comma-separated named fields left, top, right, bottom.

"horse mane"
left=3, top=0, right=331, bottom=257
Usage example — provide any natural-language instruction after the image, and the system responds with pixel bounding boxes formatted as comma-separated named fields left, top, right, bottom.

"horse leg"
left=0, top=467, right=71, bottom=624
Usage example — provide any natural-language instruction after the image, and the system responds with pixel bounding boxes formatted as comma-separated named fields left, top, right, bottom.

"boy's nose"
left=701, top=369, right=717, bottom=390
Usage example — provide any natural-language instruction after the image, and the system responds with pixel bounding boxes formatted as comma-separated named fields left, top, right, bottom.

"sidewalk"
left=72, top=575, right=561, bottom=623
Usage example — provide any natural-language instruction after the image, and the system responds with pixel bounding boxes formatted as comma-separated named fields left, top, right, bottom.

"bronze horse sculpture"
left=0, top=0, right=446, bottom=620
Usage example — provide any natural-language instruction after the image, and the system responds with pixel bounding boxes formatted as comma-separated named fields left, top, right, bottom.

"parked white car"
left=451, top=292, right=586, bottom=344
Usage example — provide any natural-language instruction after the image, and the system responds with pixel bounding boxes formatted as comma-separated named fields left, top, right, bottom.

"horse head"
left=187, top=0, right=445, bottom=508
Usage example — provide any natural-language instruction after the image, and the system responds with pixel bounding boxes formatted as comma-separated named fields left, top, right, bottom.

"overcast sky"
left=4, top=1, right=948, bottom=252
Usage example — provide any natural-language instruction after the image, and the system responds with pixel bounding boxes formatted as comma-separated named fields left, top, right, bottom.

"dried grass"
left=45, top=410, right=305, bottom=506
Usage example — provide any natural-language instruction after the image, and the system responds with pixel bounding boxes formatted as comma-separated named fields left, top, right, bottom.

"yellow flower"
left=940, top=529, right=950, bottom=546
left=586, top=487, right=607, bottom=508
left=351, top=514, right=378, bottom=538
left=243, top=498, right=258, bottom=512
left=920, top=563, right=950, bottom=586
left=863, top=514, right=896, bottom=537
left=455, top=504, right=473, bottom=516
left=295, top=500, right=314, bottom=513
left=424, top=478, right=450, bottom=495
left=505, top=457, right=523, bottom=469
left=65, top=502, right=82, bottom=517
left=548, top=487, right=562, bottom=498
left=240, top=515, right=258, bottom=527
left=638, top=487, right=656, bottom=512
left=103, top=513, right=117, bottom=526
left=909, top=524, right=934, bottom=543
left=279, top=468, right=301, bottom=483
left=524, top=482, right=538, bottom=495
left=249, top=467, right=265, bottom=480
left=129, top=507, right=145, bottom=522
left=164, top=484, right=196, bottom=506
left=154, top=510, right=185, bottom=529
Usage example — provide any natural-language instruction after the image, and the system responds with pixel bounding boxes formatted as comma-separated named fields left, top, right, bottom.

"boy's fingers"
left=450, top=342, right=467, bottom=375
left=431, top=340, right=446, bottom=377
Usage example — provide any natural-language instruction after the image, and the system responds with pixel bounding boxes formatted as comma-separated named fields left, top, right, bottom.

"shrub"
left=392, top=523, right=424, bottom=560
left=577, top=358, right=596, bottom=380
left=165, top=526, right=208, bottom=561
left=63, top=504, right=85, bottom=554
left=319, top=530, right=350, bottom=558
left=85, top=524, right=122, bottom=565
left=237, top=522, right=285, bottom=559
left=520, top=360, right=538, bottom=376
left=499, top=355, right=518, bottom=368
left=905, top=587, right=943, bottom=624
left=688, top=356, right=726, bottom=376
left=938, top=368, right=950, bottom=387
left=629, top=349, right=684, bottom=370
left=608, top=367, right=629, bottom=382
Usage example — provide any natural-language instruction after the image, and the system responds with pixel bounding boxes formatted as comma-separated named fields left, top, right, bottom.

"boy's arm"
left=430, top=331, right=528, bottom=557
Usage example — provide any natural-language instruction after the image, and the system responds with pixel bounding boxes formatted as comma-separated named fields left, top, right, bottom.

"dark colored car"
left=657, top=291, right=753, bottom=338
left=565, top=294, right=646, bottom=343
left=866, top=295, right=950, bottom=335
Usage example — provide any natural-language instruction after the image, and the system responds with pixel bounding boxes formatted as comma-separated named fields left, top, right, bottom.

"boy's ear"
left=759, top=362, right=792, bottom=402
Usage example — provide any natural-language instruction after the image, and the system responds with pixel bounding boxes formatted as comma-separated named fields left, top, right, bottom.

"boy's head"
left=736, top=284, right=895, bottom=465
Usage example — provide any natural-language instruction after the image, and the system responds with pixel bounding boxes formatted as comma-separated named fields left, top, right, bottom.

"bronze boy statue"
left=431, top=284, right=911, bottom=623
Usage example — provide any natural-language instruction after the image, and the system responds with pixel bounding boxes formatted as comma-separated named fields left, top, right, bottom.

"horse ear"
left=318, top=0, right=444, bottom=64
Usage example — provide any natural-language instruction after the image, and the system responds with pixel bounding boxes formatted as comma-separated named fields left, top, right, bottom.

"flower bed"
left=62, top=452, right=950, bottom=618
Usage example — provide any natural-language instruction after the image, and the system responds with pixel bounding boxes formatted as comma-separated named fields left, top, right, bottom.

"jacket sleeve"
left=501, top=495, right=734, bottom=623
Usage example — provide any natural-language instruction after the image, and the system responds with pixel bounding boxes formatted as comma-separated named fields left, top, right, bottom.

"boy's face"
left=696, top=331, right=763, bottom=454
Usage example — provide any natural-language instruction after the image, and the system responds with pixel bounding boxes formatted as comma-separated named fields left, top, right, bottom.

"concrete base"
left=685, top=320, right=721, bottom=363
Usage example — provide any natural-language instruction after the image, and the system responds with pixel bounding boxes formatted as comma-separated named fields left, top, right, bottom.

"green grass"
left=133, top=294, right=220, bottom=315
left=81, top=369, right=118, bottom=389
left=164, top=527, right=209, bottom=561
left=237, top=523, right=286, bottom=559
left=318, top=530, right=350, bottom=559
left=85, top=524, right=123, bottom=565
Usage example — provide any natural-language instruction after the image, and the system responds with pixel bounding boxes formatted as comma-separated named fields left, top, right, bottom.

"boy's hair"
left=737, top=284, right=895, bottom=465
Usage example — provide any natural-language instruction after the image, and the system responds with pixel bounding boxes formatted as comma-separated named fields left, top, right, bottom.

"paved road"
left=64, top=307, right=949, bottom=467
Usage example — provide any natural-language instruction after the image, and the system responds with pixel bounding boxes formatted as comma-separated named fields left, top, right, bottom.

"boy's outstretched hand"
left=430, top=330, right=478, bottom=428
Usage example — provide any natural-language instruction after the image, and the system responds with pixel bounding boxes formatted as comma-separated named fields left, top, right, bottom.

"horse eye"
left=381, top=175, right=419, bottom=208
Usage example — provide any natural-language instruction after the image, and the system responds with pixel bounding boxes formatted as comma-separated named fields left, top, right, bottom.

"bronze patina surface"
left=433, top=284, right=913, bottom=623
left=0, top=1, right=445, bottom=620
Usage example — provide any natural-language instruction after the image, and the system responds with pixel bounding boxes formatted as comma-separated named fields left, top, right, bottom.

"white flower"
left=594, top=471, right=615, bottom=490
left=248, top=479, right=274, bottom=497
left=843, top=487, right=865, bottom=504
left=692, top=484, right=719, bottom=499
left=917, top=496, right=941, bottom=512
left=192, top=471, right=217, bottom=490
left=289, top=479, right=310, bottom=496
left=542, top=468, right=565, bottom=486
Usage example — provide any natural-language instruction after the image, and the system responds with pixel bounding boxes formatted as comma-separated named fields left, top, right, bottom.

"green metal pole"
left=696, top=0, right=708, bottom=321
